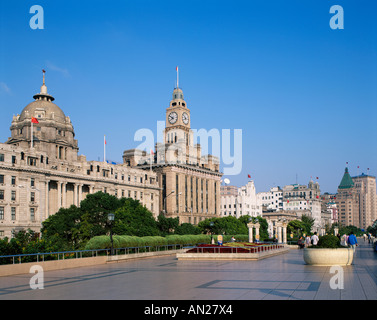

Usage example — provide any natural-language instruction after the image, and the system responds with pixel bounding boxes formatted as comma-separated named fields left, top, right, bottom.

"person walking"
left=311, top=232, right=319, bottom=246
left=348, top=232, right=358, bottom=253
left=305, top=235, right=311, bottom=247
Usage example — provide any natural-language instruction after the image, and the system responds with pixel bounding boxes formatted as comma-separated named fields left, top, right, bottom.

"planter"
left=303, top=247, right=354, bottom=266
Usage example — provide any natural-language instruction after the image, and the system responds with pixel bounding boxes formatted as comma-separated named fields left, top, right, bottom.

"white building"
left=220, top=180, right=262, bottom=218
left=257, top=187, right=283, bottom=212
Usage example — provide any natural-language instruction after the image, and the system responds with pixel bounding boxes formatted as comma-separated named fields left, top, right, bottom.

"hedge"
left=84, top=234, right=252, bottom=250
left=85, top=234, right=213, bottom=250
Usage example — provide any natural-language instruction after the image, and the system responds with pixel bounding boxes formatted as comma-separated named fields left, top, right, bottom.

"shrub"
left=317, top=235, right=341, bottom=248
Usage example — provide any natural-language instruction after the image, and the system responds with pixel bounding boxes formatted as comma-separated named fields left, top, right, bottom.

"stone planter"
left=303, top=247, right=354, bottom=266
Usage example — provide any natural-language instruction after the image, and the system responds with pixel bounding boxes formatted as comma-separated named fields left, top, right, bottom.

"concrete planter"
left=303, top=247, right=354, bottom=266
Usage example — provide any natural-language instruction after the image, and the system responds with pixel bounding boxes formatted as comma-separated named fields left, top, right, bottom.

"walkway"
left=0, top=239, right=376, bottom=300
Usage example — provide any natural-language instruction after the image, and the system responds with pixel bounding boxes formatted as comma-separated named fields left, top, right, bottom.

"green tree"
left=301, top=215, right=315, bottom=235
left=175, top=223, right=201, bottom=235
left=113, top=198, right=160, bottom=237
left=157, top=214, right=179, bottom=235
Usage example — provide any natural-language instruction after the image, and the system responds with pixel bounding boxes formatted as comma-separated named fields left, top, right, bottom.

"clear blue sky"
left=0, top=0, right=376, bottom=193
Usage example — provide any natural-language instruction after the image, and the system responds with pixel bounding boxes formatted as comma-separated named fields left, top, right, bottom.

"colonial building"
left=352, top=172, right=377, bottom=230
left=282, top=180, right=322, bottom=232
left=123, top=82, right=222, bottom=225
left=335, top=167, right=360, bottom=228
left=220, top=180, right=262, bottom=218
left=0, top=72, right=160, bottom=239
left=257, top=186, right=283, bottom=212
left=335, top=167, right=377, bottom=229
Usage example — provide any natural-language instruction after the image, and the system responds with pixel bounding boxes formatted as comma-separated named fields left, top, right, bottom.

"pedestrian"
left=363, top=233, right=367, bottom=242
left=348, top=231, right=358, bottom=254
left=298, top=236, right=304, bottom=249
left=368, top=233, right=371, bottom=244
left=340, top=234, right=347, bottom=246
left=305, top=234, right=311, bottom=247
left=311, top=232, right=319, bottom=246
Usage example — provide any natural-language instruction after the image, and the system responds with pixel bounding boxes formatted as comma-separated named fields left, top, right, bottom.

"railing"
left=187, top=244, right=285, bottom=254
left=0, top=244, right=184, bottom=266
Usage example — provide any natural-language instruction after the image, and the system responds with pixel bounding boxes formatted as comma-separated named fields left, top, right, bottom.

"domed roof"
left=20, top=99, right=66, bottom=123
left=19, top=70, right=67, bottom=124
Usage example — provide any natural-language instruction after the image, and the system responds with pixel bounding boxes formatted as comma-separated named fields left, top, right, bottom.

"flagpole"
left=104, top=135, right=106, bottom=163
left=31, top=119, right=33, bottom=148
left=176, top=66, right=179, bottom=88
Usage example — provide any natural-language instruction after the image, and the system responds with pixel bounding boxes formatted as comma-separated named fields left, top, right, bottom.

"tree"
left=175, top=223, right=201, bottom=235
left=157, top=214, right=179, bottom=235
left=301, top=215, right=315, bottom=235
left=113, top=198, right=160, bottom=237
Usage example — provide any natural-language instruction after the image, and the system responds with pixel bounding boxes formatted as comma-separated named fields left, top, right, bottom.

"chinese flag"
left=31, top=117, right=39, bottom=124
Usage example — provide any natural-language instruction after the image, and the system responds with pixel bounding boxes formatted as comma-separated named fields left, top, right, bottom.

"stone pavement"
left=0, top=238, right=376, bottom=300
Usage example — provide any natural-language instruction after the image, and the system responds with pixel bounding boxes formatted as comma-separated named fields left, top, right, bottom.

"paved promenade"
left=0, top=239, right=376, bottom=300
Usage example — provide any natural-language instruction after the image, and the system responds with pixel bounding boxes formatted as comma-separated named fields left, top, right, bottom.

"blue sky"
left=0, top=0, right=376, bottom=193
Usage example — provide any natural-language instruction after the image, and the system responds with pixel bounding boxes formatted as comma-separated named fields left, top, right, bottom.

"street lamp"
left=210, top=221, right=214, bottom=244
left=108, top=213, right=115, bottom=255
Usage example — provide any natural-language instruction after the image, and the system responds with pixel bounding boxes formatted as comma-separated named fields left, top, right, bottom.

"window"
left=31, top=178, right=35, bottom=187
left=30, top=192, right=35, bottom=202
left=11, top=191, right=16, bottom=201
left=30, top=208, right=35, bottom=221
left=0, top=154, right=4, bottom=161
left=0, top=175, right=4, bottom=184
left=11, top=176, right=16, bottom=185
left=0, top=190, right=4, bottom=200
left=0, top=207, right=4, bottom=220
left=11, top=207, right=16, bottom=220
left=12, top=155, right=16, bottom=164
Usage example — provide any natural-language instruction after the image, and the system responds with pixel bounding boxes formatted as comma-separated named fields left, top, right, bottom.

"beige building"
left=335, top=167, right=360, bottom=228
left=352, top=172, right=377, bottom=229
left=0, top=73, right=160, bottom=239
left=123, top=85, right=223, bottom=224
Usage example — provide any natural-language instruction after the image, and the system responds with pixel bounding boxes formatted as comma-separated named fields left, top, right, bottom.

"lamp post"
left=210, top=221, right=214, bottom=244
left=108, top=213, right=115, bottom=255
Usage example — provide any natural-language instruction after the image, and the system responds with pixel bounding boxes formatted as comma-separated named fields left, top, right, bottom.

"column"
left=78, top=184, right=83, bottom=206
left=247, top=223, right=254, bottom=243
left=57, top=181, right=62, bottom=208
left=282, top=222, right=288, bottom=244
left=62, top=182, right=67, bottom=208
left=45, top=180, right=49, bottom=218
left=255, top=223, right=260, bottom=242
left=277, top=223, right=282, bottom=243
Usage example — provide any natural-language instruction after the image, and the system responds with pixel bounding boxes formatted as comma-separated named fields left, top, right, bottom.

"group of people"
left=338, top=232, right=358, bottom=252
left=297, top=231, right=358, bottom=251
left=297, top=232, right=319, bottom=249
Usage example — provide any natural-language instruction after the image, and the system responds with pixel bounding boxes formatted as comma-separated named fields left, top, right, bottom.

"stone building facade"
left=0, top=73, right=160, bottom=239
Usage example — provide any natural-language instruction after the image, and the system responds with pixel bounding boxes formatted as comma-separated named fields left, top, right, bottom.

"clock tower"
left=165, top=87, right=192, bottom=147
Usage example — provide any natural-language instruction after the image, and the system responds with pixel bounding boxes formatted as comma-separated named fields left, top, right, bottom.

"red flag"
left=248, top=174, right=251, bottom=179
left=104, top=136, right=107, bottom=145
left=31, top=117, right=39, bottom=124
left=151, top=149, right=154, bottom=155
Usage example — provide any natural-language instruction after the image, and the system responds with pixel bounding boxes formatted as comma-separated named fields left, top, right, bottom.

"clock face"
left=182, top=112, right=189, bottom=125
left=168, top=112, right=178, bottom=124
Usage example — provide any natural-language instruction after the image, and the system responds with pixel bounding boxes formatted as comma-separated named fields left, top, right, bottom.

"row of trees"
left=1, top=191, right=372, bottom=257
left=0, top=192, right=268, bottom=256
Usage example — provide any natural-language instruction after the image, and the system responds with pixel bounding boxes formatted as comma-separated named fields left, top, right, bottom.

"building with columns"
left=123, top=80, right=222, bottom=224
left=0, top=73, right=160, bottom=239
